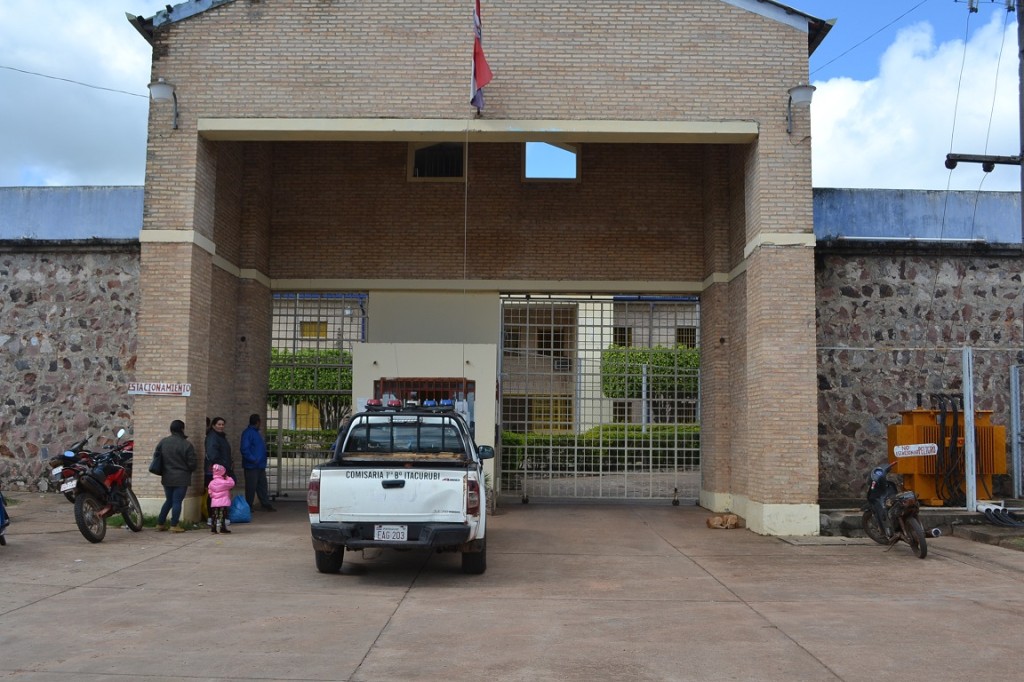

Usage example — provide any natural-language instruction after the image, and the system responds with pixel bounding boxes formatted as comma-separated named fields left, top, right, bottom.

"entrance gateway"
left=264, top=292, right=701, bottom=504
left=499, top=294, right=701, bottom=504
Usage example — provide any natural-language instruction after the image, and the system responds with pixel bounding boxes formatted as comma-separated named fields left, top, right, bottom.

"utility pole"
left=945, top=2, right=1024, bottom=508
left=944, top=0, right=1023, bottom=242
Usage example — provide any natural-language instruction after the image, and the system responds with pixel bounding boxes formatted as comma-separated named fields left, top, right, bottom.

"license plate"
left=373, top=524, right=408, bottom=541
left=51, top=466, right=64, bottom=477
left=59, top=478, right=77, bottom=493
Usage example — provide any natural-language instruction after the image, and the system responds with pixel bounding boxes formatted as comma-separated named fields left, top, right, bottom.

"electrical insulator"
left=968, top=0, right=978, bottom=13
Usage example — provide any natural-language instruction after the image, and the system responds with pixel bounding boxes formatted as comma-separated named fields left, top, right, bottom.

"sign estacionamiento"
left=127, top=382, right=192, bottom=397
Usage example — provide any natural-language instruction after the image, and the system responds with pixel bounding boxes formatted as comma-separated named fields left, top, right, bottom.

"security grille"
left=1013, top=366, right=1023, bottom=499
left=266, top=292, right=367, bottom=497
left=499, top=294, right=701, bottom=503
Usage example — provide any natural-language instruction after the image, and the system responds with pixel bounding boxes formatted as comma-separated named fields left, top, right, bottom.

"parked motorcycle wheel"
left=122, top=489, right=144, bottom=532
left=904, top=516, right=927, bottom=559
left=861, top=510, right=888, bottom=545
left=74, top=493, right=107, bottom=543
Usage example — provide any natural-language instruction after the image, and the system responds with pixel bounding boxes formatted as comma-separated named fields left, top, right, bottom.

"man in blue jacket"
left=240, top=414, right=276, bottom=512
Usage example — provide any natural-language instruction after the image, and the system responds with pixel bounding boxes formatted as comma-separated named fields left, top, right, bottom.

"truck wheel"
left=315, top=548, right=344, bottom=574
left=461, top=540, right=487, bottom=575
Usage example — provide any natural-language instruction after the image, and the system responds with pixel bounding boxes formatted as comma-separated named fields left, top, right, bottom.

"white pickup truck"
left=307, top=400, right=494, bottom=574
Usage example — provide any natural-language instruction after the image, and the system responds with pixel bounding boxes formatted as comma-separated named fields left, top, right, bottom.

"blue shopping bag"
left=227, top=495, right=251, bottom=523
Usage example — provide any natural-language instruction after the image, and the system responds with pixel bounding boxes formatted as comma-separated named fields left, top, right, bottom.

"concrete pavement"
left=1, top=492, right=1022, bottom=681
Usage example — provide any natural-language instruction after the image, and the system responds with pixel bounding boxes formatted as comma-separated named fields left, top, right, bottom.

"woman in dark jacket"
left=204, top=416, right=234, bottom=486
left=155, top=420, right=197, bottom=532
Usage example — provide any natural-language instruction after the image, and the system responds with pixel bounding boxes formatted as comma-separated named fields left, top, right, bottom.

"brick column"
left=699, top=146, right=735, bottom=509
left=134, top=130, right=219, bottom=520
left=742, top=246, right=818, bottom=534
left=731, top=131, right=819, bottom=535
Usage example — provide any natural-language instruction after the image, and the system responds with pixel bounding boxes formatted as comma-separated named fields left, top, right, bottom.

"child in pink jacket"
left=207, top=463, right=235, bottom=534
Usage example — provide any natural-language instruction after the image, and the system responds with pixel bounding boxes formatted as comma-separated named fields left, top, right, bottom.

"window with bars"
left=503, top=327, right=522, bottom=355
left=613, top=400, right=633, bottom=423
left=409, top=142, right=464, bottom=180
left=613, top=326, right=633, bottom=347
left=676, top=326, right=697, bottom=347
left=537, top=328, right=570, bottom=357
left=300, top=320, right=328, bottom=338
left=530, top=396, right=573, bottom=432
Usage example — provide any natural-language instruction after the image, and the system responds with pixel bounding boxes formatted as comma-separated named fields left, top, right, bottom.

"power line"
left=811, top=0, right=935, bottom=77
left=0, top=64, right=146, bottom=98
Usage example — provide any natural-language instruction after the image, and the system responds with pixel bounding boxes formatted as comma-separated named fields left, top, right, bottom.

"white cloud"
left=0, top=4, right=1019, bottom=192
left=812, top=14, right=1020, bottom=191
left=0, top=1, right=166, bottom=187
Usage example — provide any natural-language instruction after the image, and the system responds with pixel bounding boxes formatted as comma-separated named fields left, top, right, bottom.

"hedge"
left=500, top=424, right=700, bottom=473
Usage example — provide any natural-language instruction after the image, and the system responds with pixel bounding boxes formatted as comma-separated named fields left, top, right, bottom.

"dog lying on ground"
left=706, top=514, right=741, bottom=529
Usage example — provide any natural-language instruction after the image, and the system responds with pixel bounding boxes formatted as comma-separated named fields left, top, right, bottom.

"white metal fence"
left=498, top=294, right=701, bottom=503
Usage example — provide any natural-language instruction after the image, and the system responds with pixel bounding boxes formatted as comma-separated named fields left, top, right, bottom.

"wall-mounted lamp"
left=786, top=83, right=815, bottom=135
left=148, top=78, right=178, bottom=130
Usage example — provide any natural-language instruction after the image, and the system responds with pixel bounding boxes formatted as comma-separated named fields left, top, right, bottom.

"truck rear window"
left=340, top=415, right=468, bottom=462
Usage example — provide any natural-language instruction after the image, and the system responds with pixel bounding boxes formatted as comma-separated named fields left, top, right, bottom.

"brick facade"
left=3, top=237, right=1019, bottom=512
left=131, top=0, right=820, bottom=531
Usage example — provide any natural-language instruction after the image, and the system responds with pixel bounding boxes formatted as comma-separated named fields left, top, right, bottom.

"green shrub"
left=266, top=429, right=339, bottom=453
left=500, top=425, right=699, bottom=473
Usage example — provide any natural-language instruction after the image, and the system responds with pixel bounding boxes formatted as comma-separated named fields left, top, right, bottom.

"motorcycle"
left=862, top=461, right=927, bottom=558
left=48, top=437, right=93, bottom=502
left=72, top=429, right=144, bottom=543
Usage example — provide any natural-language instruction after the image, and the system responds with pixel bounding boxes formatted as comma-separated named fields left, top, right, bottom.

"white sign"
left=893, top=443, right=938, bottom=458
left=128, top=382, right=192, bottom=397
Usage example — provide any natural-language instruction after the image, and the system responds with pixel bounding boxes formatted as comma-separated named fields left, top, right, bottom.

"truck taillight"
left=466, top=478, right=480, bottom=516
left=307, top=479, right=320, bottom=514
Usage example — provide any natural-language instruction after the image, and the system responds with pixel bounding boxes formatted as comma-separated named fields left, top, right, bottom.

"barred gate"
left=1013, top=365, right=1023, bottom=499
left=499, top=294, right=701, bottom=503
left=265, top=292, right=366, bottom=497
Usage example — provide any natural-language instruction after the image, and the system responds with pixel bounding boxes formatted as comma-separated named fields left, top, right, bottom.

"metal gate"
left=265, top=292, right=367, bottom=498
left=499, top=294, right=701, bottom=503
left=1013, top=365, right=1023, bottom=499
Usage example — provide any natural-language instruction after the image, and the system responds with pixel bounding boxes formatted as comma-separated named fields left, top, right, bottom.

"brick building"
left=114, top=0, right=834, bottom=534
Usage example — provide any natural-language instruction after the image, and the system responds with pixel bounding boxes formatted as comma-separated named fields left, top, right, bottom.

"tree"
left=268, top=348, right=353, bottom=431
left=601, top=344, right=700, bottom=423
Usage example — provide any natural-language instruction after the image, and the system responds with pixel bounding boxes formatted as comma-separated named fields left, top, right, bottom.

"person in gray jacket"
left=154, top=419, right=197, bottom=532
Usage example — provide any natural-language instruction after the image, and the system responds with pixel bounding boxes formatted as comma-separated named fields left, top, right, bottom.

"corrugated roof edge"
left=724, top=0, right=834, bottom=55
left=127, top=0, right=238, bottom=43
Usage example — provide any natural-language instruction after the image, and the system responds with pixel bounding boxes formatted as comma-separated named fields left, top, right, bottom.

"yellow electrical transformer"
left=887, top=408, right=1007, bottom=506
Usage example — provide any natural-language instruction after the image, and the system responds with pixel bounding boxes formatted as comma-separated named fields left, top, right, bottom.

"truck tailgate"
left=317, top=467, right=468, bottom=523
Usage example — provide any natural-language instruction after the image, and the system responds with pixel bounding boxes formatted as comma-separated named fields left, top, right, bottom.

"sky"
left=0, top=0, right=1019, bottom=191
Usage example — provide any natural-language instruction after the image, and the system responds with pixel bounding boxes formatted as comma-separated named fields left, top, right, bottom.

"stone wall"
left=0, top=243, right=139, bottom=490
left=816, top=243, right=1024, bottom=502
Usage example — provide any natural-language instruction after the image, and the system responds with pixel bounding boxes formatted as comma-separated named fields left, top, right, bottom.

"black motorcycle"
left=862, top=461, right=927, bottom=558
left=49, top=437, right=92, bottom=502
left=72, top=429, right=143, bottom=543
